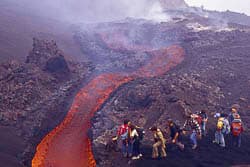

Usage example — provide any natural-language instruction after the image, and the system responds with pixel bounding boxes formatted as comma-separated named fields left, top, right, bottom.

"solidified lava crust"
left=32, top=45, right=184, bottom=167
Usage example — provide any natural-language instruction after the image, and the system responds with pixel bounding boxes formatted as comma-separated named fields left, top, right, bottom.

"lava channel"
left=32, top=45, right=184, bottom=167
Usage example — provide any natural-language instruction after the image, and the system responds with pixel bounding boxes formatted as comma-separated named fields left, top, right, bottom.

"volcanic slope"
left=32, top=21, right=185, bottom=166
left=91, top=13, right=250, bottom=167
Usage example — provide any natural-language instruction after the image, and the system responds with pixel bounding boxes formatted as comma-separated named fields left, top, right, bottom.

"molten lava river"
left=32, top=45, right=184, bottom=167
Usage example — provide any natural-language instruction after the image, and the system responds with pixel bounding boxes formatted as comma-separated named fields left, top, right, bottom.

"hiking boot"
left=212, top=140, right=218, bottom=144
left=132, top=156, right=140, bottom=160
left=192, top=145, right=197, bottom=150
left=219, top=144, right=225, bottom=148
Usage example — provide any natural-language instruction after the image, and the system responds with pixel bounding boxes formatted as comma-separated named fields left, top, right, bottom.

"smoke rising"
left=5, top=0, right=169, bottom=23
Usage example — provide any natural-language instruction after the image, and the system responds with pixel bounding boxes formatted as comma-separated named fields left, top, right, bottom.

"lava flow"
left=32, top=45, right=184, bottom=167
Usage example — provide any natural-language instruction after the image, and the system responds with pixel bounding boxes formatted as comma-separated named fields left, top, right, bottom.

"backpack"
left=229, top=113, right=241, bottom=124
left=222, top=119, right=230, bottom=134
left=231, top=120, right=242, bottom=136
left=217, top=118, right=224, bottom=130
left=136, top=128, right=145, bottom=141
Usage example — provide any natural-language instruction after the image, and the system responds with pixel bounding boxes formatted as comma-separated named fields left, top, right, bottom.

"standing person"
left=183, top=114, right=202, bottom=150
left=228, top=107, right=238, bottom=125
left=213, top=114, right=227, bottom=147
left=130, top=124, right=141, bottom=160
left=221, top=113, right=231, bottom=135
left=231, top=114, right=244, bottom=147
left=167, top=119, right=184, bottom=150
left=199, top=110, right=208, bottom=136
left=149, top=126, right=167, bottom=159
left=114, top=119, right=133, bottom=158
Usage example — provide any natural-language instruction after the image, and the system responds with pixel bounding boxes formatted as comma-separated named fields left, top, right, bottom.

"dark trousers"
left=133, top=139, right=140, bottom=156
left=122, top=140, right=133, bottom=156
left=201, top=121, right=206, bottom=135
left=232, top=134, right=242, bottom=147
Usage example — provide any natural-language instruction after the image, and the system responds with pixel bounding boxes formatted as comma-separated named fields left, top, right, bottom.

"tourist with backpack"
left=114, top=119, right=133, bottom=158
left=213, top=113, right=228, bottom=147
left=149, top=126, right=167, bottom=159
left=167, top=119, right=184, bottom=150
left=130, top=124, right=143, bottom=160
left=221, top=113, right=230, bottom=135
left=198, top=110, right=208, bottom=136
left=228, top=104, right=241, bottom=125
left=231, top=114, right=243, bottom=147
left=228, top=107, right=238, bottom=125
left=183, top=113, right=202, bottom=150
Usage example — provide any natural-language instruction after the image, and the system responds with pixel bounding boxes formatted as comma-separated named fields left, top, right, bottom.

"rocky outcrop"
left=26, top=38, right=70, bottom=79
left=0, top=38, right=94, bottom=166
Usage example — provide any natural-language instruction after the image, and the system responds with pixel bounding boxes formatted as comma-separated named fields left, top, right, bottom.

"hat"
left=231, top=104, right=240, bottom=110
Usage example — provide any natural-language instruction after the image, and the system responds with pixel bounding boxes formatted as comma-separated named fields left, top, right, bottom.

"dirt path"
left=32, top=45, right=184, bottom=167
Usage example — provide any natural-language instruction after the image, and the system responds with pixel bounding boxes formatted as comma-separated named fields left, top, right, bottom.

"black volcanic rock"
left=26, top=38, right=70, bottom=74
left=0, top=38, right=93, bottom=166
left=45, top=55, right=70, bottom=74
left=26, top=38, right=71, bottom=80
left=26, top=38, right=59, bottom=66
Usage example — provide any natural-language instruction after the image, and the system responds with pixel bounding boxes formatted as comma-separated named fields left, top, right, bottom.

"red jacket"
left=117, top=124, right=129, bottom=136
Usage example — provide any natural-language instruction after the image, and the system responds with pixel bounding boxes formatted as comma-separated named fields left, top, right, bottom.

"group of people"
left=112, top=105, right=244, bottom=160
left=113, top=119, right=144, bottom=160
left=213, top=106, right=244, bottom=148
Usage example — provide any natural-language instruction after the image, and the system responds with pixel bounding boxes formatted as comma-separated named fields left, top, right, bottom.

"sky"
left=185, top=0, right=250, bottom=16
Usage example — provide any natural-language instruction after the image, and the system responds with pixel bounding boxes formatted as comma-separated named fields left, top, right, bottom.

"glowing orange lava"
left=32, top=45, right=184, bottom=167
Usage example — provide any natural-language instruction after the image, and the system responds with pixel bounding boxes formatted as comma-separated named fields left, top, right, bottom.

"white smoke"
left=3, top=0, right=169, bottom=23
left=143, top=1, right=169, bottom=22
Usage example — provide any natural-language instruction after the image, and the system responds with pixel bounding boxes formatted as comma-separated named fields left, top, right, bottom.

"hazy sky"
left=185, top=0, right=250, bottom=16
left=4, top=0, right=250, bottom=23
left=6, top=0, right=167, bottom=23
